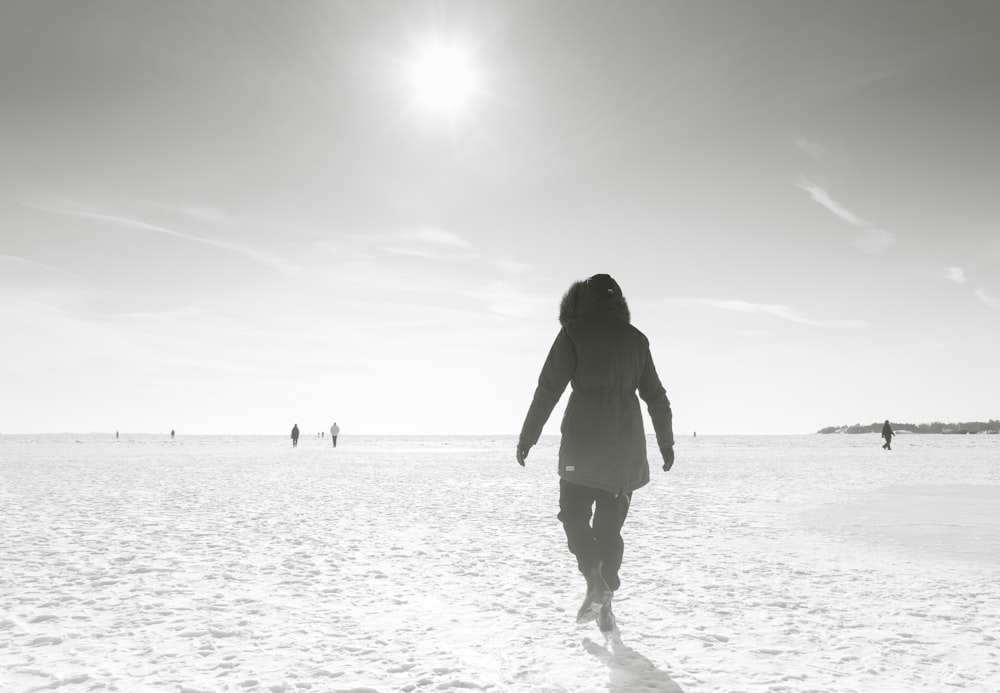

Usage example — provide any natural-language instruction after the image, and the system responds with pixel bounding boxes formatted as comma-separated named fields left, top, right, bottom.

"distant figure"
left=330, top=422, right=340, bottom=447
left=693, top=431, right=697, bottom=438
left=881, top=420, right=894, bottom=450
left=116, top=430, right=119, bottom=439
left=516, top=274, right=674, bottom=635
left=171, top=429, right=175, bottom=439
left=291, top=424, right=300, bottom=447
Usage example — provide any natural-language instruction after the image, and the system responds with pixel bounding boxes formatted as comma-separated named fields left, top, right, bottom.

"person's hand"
left=661, top=446, right=674, bottom=472
left=516, top=445, right=530, bottom=467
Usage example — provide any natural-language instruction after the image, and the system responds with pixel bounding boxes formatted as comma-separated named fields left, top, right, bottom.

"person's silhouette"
left=516, top=274, right=675, bottom=634
left=881, top=420, right=894, bottom=450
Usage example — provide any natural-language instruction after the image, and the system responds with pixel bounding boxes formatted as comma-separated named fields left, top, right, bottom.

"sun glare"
left=408, top=42, right=478, bottom=115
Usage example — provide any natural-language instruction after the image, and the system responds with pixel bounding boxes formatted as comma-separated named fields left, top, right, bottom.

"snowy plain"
left=1, top=433, right=998, bottom=693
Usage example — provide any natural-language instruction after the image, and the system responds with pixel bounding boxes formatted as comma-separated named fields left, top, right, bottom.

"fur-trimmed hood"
left=559, top=274, right=630, bottom=326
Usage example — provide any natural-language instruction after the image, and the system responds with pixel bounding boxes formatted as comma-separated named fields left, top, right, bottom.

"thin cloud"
left=797, top=180, right=869, bottom=226
left=853, top=227, right=895, bottom=254
left=0, top=253, right=80, bottom=280
left=399, top=226, right=471, bottom=248
left=496, top=259, right=534, bottom=275
left=797, top=178, right=895, bottom=254
left=461, top=280, right=551, bottom=319
left=31, top=206, right=299, bottom=274
left=112, top=306, right=209, bottom=321
left=177, top=204, right=233, bottom=225
left=362, top=225, right=479, bottom=261
left=944, top=266, right=967, bottom=285
left=380, top=245, right=473, bottom=261
left=702, top=299, right=867, bottom=328
left=941, top=269, right=1000, bottom=309
left=145, top=200, right=235, bottom=225
left=794, top=136, right=828, bottom=162
left=974, top=288, right=1000, bottom=309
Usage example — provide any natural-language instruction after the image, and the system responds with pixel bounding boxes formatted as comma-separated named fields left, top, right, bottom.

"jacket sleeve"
left=518, top=328, right=576, bottom=448
left=638, top=348, right=674, bottom=449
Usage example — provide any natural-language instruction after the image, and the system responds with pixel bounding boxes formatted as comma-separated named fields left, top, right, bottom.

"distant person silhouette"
left=516, top=274, right=675, bottom=635
left=291, top=424, right=300, bottom=447
left=171, top=429, right=175, bottom=439
left=881, top=420, right=894, bottom=450
left=330, top=422, right=340, bottom=447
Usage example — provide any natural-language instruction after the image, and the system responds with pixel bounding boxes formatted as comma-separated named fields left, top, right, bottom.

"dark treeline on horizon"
left=818, top=420, right=1000, bottom=435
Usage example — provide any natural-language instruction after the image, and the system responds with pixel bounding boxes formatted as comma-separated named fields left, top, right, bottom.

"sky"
left=2, top=0, right=999, bottom=436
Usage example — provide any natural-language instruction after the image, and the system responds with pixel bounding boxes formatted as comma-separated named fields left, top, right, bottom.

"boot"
left=576, top=563, right=613, bottom=624
left=597, top=600, right=616, bottom=634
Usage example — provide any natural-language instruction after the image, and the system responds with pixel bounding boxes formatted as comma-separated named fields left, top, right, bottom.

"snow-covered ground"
left=2, top=433, right=998, bottom=692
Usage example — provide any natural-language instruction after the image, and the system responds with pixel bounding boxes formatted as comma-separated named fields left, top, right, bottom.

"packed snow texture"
left=2, top=434, right=999, bottom=692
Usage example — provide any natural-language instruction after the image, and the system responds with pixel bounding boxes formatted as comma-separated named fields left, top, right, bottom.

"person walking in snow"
left=330, top=422, right=340, bottom=448
left=881, top=420, right=894, bottom=450
left=291, top=424, right=300, bottom=447
left=516, top=274, right=675, bottom=634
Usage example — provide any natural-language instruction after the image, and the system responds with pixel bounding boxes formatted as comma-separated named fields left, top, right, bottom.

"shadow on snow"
left=583, top=635, right=683, bottom=692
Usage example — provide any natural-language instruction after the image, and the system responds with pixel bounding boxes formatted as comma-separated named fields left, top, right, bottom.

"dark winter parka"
left=518, top=275, right=674, bottom=495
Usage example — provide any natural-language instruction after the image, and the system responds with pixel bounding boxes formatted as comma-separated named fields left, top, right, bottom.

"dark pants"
left=558, top=479, right=632, bottom=592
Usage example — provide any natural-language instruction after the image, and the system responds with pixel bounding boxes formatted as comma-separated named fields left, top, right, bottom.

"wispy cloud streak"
left=32, top=206, right=299, bottom=274
left=359, top=225, right=479, bottom=260
left=0, top=253, right=80, bottom=279
left=794, top=136, right=828, bottom=162
left=944, top=266, right=967, bottom=285
left=974, top=288, right=1000, bottom=309
left=112, top=306, right=209, bottom=321
left=702, top=299, right=867, bottom=328
left=461, top=280, right=551, bottom=319
left=798, top=180, right=868, bottom=226
left=942, top=267, right=998, bottom=309
left=853, top=227, right=895, bottom=254
left=496, top=259, right=534, bottom=274
left=399, top=226, right=471, bottom=248
left=797, top=178, right=895, bottom=254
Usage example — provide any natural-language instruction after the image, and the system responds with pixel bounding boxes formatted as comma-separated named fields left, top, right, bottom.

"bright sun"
left=407, top=42, right=478, bottom=115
